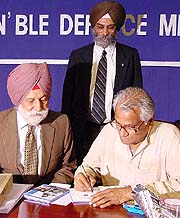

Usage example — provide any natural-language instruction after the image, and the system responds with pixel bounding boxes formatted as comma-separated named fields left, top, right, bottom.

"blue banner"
left=0, top=0, right=180, bottom=122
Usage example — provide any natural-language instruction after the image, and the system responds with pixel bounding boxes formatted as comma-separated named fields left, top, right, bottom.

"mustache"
left=17, top=105, right=49, bottom=125
left=29, top=110, right=48, bottom=116
left=95, top=34, right=115, bottom=40
left=93, top=32, right=117, bottom=48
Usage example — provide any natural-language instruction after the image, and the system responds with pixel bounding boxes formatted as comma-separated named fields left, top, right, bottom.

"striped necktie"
left=91, top=49, right=107, bottom=124
left=24, top=125, right=38, bottom=175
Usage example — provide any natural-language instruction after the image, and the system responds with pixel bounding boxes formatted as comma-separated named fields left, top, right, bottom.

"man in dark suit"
left=62, top=0, right=143, bottom=164
left=0, top=63, right=76, bottom=185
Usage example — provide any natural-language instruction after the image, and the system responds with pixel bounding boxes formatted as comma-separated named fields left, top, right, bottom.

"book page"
left=69, top=188, right=99, bottom=204
left=0, top=183, right=32, bottom=214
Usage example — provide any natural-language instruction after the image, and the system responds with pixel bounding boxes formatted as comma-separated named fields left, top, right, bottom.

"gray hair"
left=113, top=87, right=154, bottom=122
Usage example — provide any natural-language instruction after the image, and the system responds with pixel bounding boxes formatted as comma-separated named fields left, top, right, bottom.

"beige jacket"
left=0, top=108, right=77, bottom=185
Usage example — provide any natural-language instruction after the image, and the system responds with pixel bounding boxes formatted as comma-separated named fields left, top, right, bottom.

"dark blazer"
left=61, top=42, right=143, bottom=162
left=0, top=108, right=77, bottom=185
left=62, top=42, right=142, bottom=122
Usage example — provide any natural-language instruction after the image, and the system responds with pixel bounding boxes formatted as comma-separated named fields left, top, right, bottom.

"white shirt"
left=75, top=121, right=180, bottom=195
left=17, top=110, right=42, bottom=175
left=90, top=43, right=116, bottom=122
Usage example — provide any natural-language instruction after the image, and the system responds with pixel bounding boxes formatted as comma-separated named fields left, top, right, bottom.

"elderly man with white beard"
left=0, top=63, right=77, bottom=185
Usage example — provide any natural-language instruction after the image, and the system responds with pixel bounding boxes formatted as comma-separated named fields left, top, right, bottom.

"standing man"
left=0, top=63, right=76, bottom=185
left=62, top=0, right=143, bottom=164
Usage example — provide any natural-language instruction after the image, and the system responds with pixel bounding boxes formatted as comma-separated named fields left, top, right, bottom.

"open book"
left=69, top=187, right=103, bottom=204
left=69, top=186, right=123, bottom=204
left=69, top=188, right=93, bottom=204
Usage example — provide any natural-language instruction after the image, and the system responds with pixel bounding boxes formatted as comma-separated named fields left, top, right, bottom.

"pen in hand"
left=81, top=165, right=94, bottom=192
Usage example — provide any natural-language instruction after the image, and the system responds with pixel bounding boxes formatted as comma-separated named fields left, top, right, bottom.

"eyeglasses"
left=95, top=24, right=116, bottom=33
left=110, top=120, right=146, bottom=134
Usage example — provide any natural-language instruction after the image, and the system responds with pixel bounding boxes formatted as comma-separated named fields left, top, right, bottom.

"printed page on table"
left=69, top=187, right=99, bottom=204
left=0, top=183, right=32, bottom=214
left=70, top=186, right=125, bottom=204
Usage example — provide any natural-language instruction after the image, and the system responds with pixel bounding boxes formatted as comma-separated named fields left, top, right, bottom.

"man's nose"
left=102, top=27, right=109, bottom=36
left=119, top=127, right=129, bottom=136
left=33, top=100, right=42, bottom=112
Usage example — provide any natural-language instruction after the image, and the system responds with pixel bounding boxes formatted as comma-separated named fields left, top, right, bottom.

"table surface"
left=0, top=200, right=145, bottom=218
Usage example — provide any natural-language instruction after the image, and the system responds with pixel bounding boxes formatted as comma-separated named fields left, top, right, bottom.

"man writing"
left=62, top=0, right=143, bottom=164
left=0, top=63, right=76, bottom=185
left=74, top=87, right=180, bottom=208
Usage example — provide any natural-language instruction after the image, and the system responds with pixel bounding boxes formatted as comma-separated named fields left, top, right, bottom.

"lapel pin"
left=121, top=63, right=124, bottom=67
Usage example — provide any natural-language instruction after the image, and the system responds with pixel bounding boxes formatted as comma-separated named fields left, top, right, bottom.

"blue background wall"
left=0, top=0, right=180, bottom=122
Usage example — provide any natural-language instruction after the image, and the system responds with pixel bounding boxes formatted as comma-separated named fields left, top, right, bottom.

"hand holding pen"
left=81, top=165, right=94, bottom=192
left=74, top=165, right=96, bottom=192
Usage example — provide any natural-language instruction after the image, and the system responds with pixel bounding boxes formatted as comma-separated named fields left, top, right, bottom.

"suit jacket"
left=62, top=42, right=142, bottom=123
left=0, top=108, right=77, bottom=185
left=61, top=42, right=143, bottom=162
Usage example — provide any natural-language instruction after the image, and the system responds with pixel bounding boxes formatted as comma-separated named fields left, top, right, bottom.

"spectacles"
left=95, top=24, right=116, bottom=33
left=110, top=120, right=146, bottom=134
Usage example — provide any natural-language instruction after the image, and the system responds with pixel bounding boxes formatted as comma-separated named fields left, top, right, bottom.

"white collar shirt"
left=90, top=42, right=116, bottom=122
left=17, top=110, right=42, bottom=175
left=75, top=121, right=180, bottom=194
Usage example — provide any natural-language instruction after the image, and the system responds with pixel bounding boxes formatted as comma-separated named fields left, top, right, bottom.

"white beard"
left=18, top=105, right=49, bottom=125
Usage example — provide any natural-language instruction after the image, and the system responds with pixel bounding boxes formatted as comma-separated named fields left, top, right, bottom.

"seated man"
left=74, top=87, right=180, bottom=208
left=0, top=63, right=76, bottom=185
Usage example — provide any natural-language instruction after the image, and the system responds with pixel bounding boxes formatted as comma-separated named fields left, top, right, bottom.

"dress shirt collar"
left=17, top=109, right=28, bottom=130
left=94, top=41, right=116, bottom=57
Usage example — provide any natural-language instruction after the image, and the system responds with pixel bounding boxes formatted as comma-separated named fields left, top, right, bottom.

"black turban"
left=89, top=0, right=126, bottom=31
